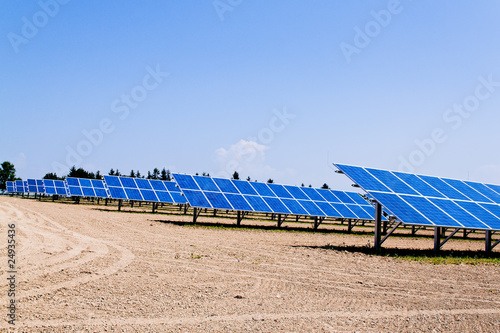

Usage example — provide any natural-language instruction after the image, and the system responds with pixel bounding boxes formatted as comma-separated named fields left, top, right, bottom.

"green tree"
left=246, top=176, right=251, bottom=181
left=152, top=168, right=160, bottom=180
left=115, top=169, right=121, bottom=176
left=68, top=166, right=95, bottom=179
left=43, top=172, right=63, bottom=180
left=232, top=171, right=239, bottom=180
left=267, top=178, right=274, bottom=183
left=130, top=170, right=136, bottom=178
left=0, top=161, right=16, bottom=190
left=321, top=183, right=329, bottom=189
left=109, top=169, right=115, bottom=176
left=136, top=170, right=142, bottom=178
left=95, top=171, right=102, bottom=179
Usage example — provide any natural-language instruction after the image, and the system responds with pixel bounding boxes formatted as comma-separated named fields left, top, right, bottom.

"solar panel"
left=6, top=181, right=15, bottom=193
left=67, top=177, right=110, bottom=198
left=335, top=163, right=500, bottom=231
left=103, top=176, right=187, bottom=204
left=27, top=179, right=46, bottom=193
left=42, top=180, right=68, bottom=196
left=172, top=174, right=383, bottom=220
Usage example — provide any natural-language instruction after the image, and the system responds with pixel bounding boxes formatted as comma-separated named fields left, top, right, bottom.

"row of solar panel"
left=7, top=177, right=187, bottom=204
left=172, top=174, right=385, bottom=220
left=335, top=164, right=500, bottom=231
left=336, top=164, right=500, bottom=204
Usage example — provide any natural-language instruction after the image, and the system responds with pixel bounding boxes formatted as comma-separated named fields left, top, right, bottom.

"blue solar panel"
left=281, top=199, right=308, bottom=215
left=329, top=203, right=358, bottom=219
left=369, top=192, right=435, bottom=226
left=67, top=178, right=109, bottom=198
left=182, top=190, right=211, bottom=208
left=225, top=193, right=253, bottom=211
left=120, top=177, right=137, bottom=189
left=441, top=178, right=492, bottom=203
left=204, top=191, right=233, bottom=210
left=454, top=201, right=500, bottom=229
left=299, top=200, right=325, bottom=217
left=317, top=189, right=340, bottom=203
left=194, top=176, right=220, bottom=192
left=346, top=204, right=372, bottom=220
left=400, top=195, right=462, bottom=228
left=345, top=192, right=367, bottom=205
left=124, top=188, right=142, bottom=200
left=315, top=201, right=341, bottom=218
left=465, top=181, right=500, bottom=204
left=336, top=164, right=391, bottom=192
left=232, top=180, right=258, bottom=195
left=393, top=172, right=445, bottom=198
left=251, top=182, right=276, bottom=197
left=214, top=178, right=240, bottom=194
left=330, top=190, right=355, bottom=204
left=150, top=180, right=167, bottom=191
left=429, top=198, right=487, bottom=229
left=262, top=197, right=289, bottom=214
left=173, top=174, right=199, bottom=190
left=418, top=176, right=469, bottom=201
left=104, top=176, right=185, bottom=204
left=27, top=179, right=45, bottom=193
left=156, top=191, right=173, bottom=203
left=140, top=190, right=158, bottom=202
left=336, top=164, right=500, bottom=231
left=173, top=173, right=383, bottom=221
left=109, top=187, right=127, bottom=199
left=284, top=185, right=309, bottom=200
left=366, top=168, right=419, bottom=195
left=267, top=184, right=293, bottom=199
left=135, top=178, right=153, bottom=190
left=301, top=187, right=325, bottom=201
left=6, top=181, right=15, bottom=192
left=42, top=180, right=67, bottom=196
left=244, top=195, right=273, bottom=212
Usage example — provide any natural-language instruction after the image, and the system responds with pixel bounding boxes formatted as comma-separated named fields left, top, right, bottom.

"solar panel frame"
left=67, top=177, right=110, bottom=198
left=104, top=176, right=185, bottom=204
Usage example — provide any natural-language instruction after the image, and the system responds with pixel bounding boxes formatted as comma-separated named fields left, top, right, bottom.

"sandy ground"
left=0, top=196, right=499, bottom=332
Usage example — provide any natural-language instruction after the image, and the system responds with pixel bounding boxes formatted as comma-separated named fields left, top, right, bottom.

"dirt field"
left=0, top=196, right=499, bottom=332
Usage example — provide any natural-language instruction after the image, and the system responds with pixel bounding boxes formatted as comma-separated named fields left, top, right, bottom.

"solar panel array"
left=173, top=174, right=384, bottom=220
left=6, top=181, right=15, bottom=193
left=27, top=179, right=46, bottom=193
left=103, top=176, right=187, bottom=204
left=67, top=177, right=110, bottom=198
left=43, top=180, right=68, bottom=196
left=14, top=180, right=27, bottom=193
left=335, top=164, right=500, bottom=231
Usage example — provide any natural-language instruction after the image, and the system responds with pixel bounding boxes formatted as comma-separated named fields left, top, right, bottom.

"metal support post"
left=374, top=202, right=382, bottom=250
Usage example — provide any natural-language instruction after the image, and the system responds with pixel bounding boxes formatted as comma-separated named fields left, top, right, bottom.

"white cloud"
left=214, top=139, right=296, bottom=182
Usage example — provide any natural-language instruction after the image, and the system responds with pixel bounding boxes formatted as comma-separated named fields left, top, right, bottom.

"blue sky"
left=2, top=0, right=500, bottom=190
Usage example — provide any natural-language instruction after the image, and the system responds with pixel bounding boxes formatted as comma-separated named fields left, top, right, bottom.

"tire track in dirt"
left=0, top=202, right=135, bottom=303
left=15, top=307, right=500, bottom=329
left=94, top=216, right=500, bottom=305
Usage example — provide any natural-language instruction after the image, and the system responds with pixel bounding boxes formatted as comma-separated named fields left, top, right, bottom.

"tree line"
left=1, top=161, right=330, bottom=190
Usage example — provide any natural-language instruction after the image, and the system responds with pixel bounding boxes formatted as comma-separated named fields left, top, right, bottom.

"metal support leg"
left=485, top=230, right=492, bottom=253
left=374, top=203, right=382, bottom=250
left=434, top=227, right=441, bottom=252
left=383, top=219, right=388, bottom=235
left=237, top=211, right=242, bottom=226
left=277, top=214, right=282, bottom=228
left=118, top=199, right=122, bottom=211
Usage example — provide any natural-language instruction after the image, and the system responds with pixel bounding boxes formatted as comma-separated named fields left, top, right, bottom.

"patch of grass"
left=307, top=244, right=500, bottom=265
